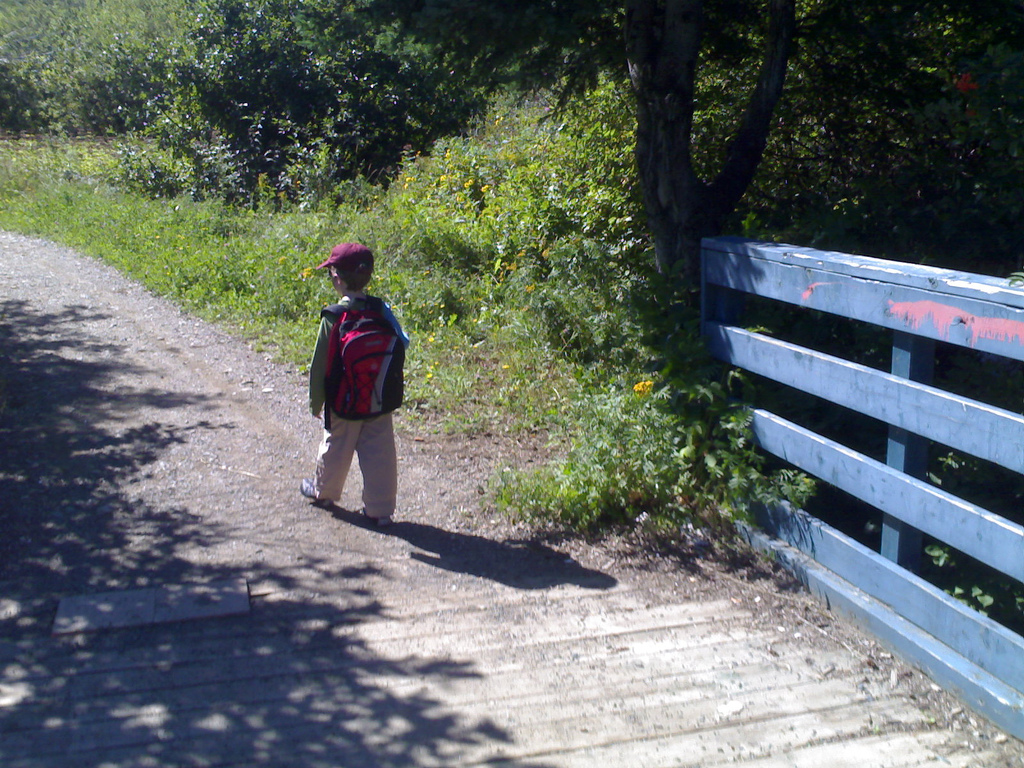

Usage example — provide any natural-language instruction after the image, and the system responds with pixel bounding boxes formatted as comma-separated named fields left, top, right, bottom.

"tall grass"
left=0, top=129, right=594, bottom=434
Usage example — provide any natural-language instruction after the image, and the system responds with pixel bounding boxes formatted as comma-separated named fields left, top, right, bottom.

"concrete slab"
left=52, top=587, right=156, bottom=635
left=153, top=579, right=251, bottom=624
left=52, top=579, right=249, bottom=635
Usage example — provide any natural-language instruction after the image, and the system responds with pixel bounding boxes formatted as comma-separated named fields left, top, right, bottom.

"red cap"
left=316, top=242, right=374, bottom=273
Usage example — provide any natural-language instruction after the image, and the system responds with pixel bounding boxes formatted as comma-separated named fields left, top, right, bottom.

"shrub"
left=119, top=0, right=485, bottom=204
left=492, top=309, right=817, bottom=534
left=0, top=0, right=187, bottom=135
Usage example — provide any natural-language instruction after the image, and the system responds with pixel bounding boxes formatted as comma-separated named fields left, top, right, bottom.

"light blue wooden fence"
left=701, top=236, right=1024, bottom=739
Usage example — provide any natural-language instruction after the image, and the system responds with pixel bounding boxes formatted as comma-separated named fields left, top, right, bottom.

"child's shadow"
left=330, top=508, right=617, bottom=591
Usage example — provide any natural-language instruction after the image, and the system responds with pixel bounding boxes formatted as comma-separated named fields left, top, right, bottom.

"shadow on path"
left=0, top=299, right=226, bottom=597
left=328, top=507, right=618, bottom=591
left=1, top=570, right=556, bottom=768
left=0, top=295, right=556, bottom=767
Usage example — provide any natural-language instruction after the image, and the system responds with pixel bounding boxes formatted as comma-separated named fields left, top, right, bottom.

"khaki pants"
left=313, top=412, right=397, bottom=519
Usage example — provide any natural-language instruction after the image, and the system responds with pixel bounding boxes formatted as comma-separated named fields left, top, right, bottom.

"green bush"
left=117, top=0, right=485, bottom=204
left=0, top=0, right=187, bottom=135
left=382, top=84, right=653, bottom=368
left=491, top=368, right=815, bottom=532
left=492, top=296, right=816, bottom=533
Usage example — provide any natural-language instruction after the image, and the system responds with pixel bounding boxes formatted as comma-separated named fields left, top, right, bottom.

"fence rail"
left=701, top=236, right=1024, bottom=739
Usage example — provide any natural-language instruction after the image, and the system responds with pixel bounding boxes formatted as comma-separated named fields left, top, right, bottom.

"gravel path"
left=0, top=229, right=536, bottom=609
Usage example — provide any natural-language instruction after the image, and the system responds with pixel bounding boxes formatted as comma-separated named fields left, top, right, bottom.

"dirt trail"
left=1, top=230, right=1020, bottom=767
left=0, top=230, right=543, bottom=606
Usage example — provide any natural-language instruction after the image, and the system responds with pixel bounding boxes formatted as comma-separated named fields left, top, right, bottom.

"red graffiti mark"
left=802, top=282, right=834, bottom=301
left=887, top=300, right=1024, bottom=347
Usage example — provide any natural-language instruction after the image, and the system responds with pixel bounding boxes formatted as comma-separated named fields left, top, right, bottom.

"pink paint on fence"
left=802, top=282, right=834, bottom=301
left=887, top=300, right=1024, bottom=347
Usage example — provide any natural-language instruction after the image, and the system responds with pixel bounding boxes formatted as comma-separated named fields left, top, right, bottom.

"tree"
left=360, top=0, right=796, bottom=288
left=626, top=0, right=794, bottom=283
left=360, top=0, right=1024, bottom=284
left=753, top=2, right=1024, bottom=275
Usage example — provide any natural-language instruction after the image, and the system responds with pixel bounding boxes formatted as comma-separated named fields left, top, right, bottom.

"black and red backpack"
left=322, top=297, right=404, bottom=427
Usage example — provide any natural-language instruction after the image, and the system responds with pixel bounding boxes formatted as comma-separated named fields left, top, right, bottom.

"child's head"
left=317, top=242, right=374, bottom=292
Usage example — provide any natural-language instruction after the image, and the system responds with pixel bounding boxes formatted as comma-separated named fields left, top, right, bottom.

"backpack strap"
left=320, top=296, right=383, bottom=320
left=321, top=302, right=345, bottom=321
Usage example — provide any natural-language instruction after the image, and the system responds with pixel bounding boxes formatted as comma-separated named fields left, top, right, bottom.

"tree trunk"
left=626, top=0, right=796, bottom=287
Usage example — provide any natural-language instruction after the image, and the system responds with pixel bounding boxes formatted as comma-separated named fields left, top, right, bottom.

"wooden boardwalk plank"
left=3, top=579, right=1004, bottom=768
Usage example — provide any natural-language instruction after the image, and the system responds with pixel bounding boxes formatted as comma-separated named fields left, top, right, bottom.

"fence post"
left=881, top=330, right=935, bottom=572
left=700, top=248, right=745, bottom=331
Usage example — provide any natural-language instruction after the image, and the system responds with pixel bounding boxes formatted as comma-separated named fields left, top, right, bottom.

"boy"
left=300, top=242, right=409, bottom=527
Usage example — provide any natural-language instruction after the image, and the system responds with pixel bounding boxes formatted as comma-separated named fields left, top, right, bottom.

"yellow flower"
left=633, top=380, right=654, bottom=396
